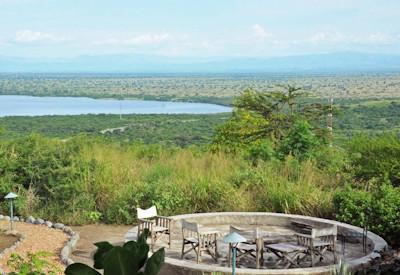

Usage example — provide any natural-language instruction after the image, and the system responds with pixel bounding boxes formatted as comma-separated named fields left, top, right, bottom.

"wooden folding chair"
left=137, top=205, right=171, bottom=250
left=181, top=219, right=219, bottom=264
left=296, top=225, right=337, bottom=266
left=228, top=225, right=258, bottom=267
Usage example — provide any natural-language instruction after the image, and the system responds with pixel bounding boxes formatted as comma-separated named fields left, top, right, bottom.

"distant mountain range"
left=1, top=52, right=400, bottom=73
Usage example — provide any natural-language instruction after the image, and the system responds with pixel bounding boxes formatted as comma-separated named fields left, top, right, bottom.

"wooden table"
left=236, top=228, right=295, bottom=269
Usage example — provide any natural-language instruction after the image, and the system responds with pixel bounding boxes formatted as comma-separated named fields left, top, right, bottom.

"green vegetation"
left=0, top=81, right=400, bottom=250
left=65, top=230, right=164, bottom=275
left=7, top=251, right=61, bottom=275
left=0, top=113, right=230, bottom=147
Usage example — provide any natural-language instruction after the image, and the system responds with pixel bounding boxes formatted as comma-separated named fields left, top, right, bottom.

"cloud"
left=309, top=31, right=344, bottom=43
left=364, top=33, right=396, bottom=45
left=252, top=24, right=272, bottom=39
left=308, top=31, right=398, bottom=46
left=93, top=33, right=173, bottom=47
left=14, top=30, right=68, bottom=43
left=125, top=33, right=172, bottom=45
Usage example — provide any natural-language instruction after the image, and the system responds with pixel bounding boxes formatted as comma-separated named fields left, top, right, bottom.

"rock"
left=68, top=234, right=80, bottom=248
left=63, top=226, right=73, bottom=235
left=26, top=216, right=35, bottom=223
left=45, top=221, right=53, bottom=228
left=13, top=216, right=19, bottom=221
left=4, top=216, right=10, bottom=221
left=35, top=218, right=44, bottom=225
left=53, top=223, right=65, bottom=230
left=19, top=217, right=25, bottom=222
left=0, top=215, right=4, bottom=220
left=60, top=246, right=70, bottom=264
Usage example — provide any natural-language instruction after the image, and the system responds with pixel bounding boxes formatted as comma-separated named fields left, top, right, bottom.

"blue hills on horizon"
left=0, top=52, right=399, bottom=73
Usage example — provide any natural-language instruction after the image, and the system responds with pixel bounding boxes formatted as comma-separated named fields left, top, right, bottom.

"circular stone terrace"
left=125, top=212, right=388, bottom=275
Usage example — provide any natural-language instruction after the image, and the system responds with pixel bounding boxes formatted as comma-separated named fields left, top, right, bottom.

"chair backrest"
left=181, top=219, right=199, bottom=239
left=182, top=219, right=199, bottom=232
left=230, top=225, right=257, bottom=240
left=137, top=205, right=157, bottom=219
left=311, top=225, right=337, bottom=238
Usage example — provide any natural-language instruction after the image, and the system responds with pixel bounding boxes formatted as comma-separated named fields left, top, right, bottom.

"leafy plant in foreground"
left=7, top=251, right=61, bottom=275
left=65, top=229, right=165, bottom=275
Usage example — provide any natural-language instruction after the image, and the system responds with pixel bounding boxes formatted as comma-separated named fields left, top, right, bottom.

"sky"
left=0, top=0, right=400, bottom=58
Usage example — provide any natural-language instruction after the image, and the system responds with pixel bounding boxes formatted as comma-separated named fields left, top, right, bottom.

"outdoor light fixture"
left=223, top=232, right=246, bottom=275
left=4, top=192, right=18, bottom=230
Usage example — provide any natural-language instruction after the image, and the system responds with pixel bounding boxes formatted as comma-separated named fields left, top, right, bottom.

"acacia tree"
left=212, top=85, right=330, bottom=153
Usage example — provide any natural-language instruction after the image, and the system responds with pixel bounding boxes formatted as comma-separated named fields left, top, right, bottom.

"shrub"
left=65, top=230, right=164, bottom=275
left=246, top=140, right=275, bottom=166
left=346, top=134, right=400, bottom=186
left=7, top=251, right=61, bottom=275
left=276, top=120, right=321, bottom=161
left=333, top=183, right=400, bottom=247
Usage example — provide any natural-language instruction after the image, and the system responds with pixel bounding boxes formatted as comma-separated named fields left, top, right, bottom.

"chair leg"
left=214, top=238, right=218, bottom=261
left=310, top=249, right=314, bottom=267
left=169, top=232, right=171, bottom=248
left=228, top=244, right=231, bottom=267
left=151, top=232, right=156, bottom=252
left=333, top=242, right=337, bottom=264
left=181, top=241, right=185, bottom=259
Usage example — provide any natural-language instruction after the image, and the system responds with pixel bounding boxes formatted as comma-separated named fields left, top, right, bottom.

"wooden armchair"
left=296, top=225, right=337, bottom=267
left=181, top=219, right=219, bottom=264
left=137, top=206, right=171, bottom=250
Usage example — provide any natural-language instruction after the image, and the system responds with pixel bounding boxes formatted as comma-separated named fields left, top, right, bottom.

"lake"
left=0, top=95, right=232, bottom=116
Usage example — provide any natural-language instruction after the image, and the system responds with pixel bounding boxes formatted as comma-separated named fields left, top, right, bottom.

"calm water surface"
left=0, top=95, right=231, bottom=116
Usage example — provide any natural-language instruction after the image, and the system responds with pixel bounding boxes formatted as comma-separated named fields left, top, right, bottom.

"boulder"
left=0, top=215, right=4, bottom=220
left=4, top=216, right=10, bottom=221
left=13, top=216, right=19, bottom=221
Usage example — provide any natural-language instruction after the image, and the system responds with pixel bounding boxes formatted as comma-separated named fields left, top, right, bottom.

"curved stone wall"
left=0, top=215, right=79, bottom=272
left=126, top=212, right=388, bottom=275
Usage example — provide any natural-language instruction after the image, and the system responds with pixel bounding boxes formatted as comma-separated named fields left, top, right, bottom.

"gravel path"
left=0, top=220, right=68, bottom=274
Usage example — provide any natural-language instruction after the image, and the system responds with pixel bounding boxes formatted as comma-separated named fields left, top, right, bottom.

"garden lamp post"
left=4, top=192, right=18, bottom=230
left=223, top=232, right=246, bottom=275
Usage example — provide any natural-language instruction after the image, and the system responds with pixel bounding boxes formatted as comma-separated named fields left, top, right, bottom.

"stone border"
left=125, top=212, right=388, bottom=275
left=0, top=231, right=24, bottom=275
left=0, top=214, right=79, bottom=269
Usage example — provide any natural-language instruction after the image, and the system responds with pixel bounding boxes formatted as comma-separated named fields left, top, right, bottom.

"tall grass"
left=0, top=135, right=336, bottom=224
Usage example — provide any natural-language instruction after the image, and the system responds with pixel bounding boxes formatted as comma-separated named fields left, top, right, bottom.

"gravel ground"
left=0, top=220, right=68, bottom=274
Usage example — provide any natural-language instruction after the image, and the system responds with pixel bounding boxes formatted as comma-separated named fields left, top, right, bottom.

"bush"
left=65, top=230, right=164, bottom=275
left=346, top=134, right=400, bottom=186
left=246, top=140, right=275, bottom=166
left=333, top=183, right=400, bottom=247
left=7, top=251, right=61, bottom=275
left=277, top=120, right=321, bottom=161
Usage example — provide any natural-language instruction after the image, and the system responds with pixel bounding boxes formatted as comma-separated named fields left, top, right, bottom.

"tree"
left=276, top=120, right=320, bottom=160
left=212, top=86, right=329, bottom=152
